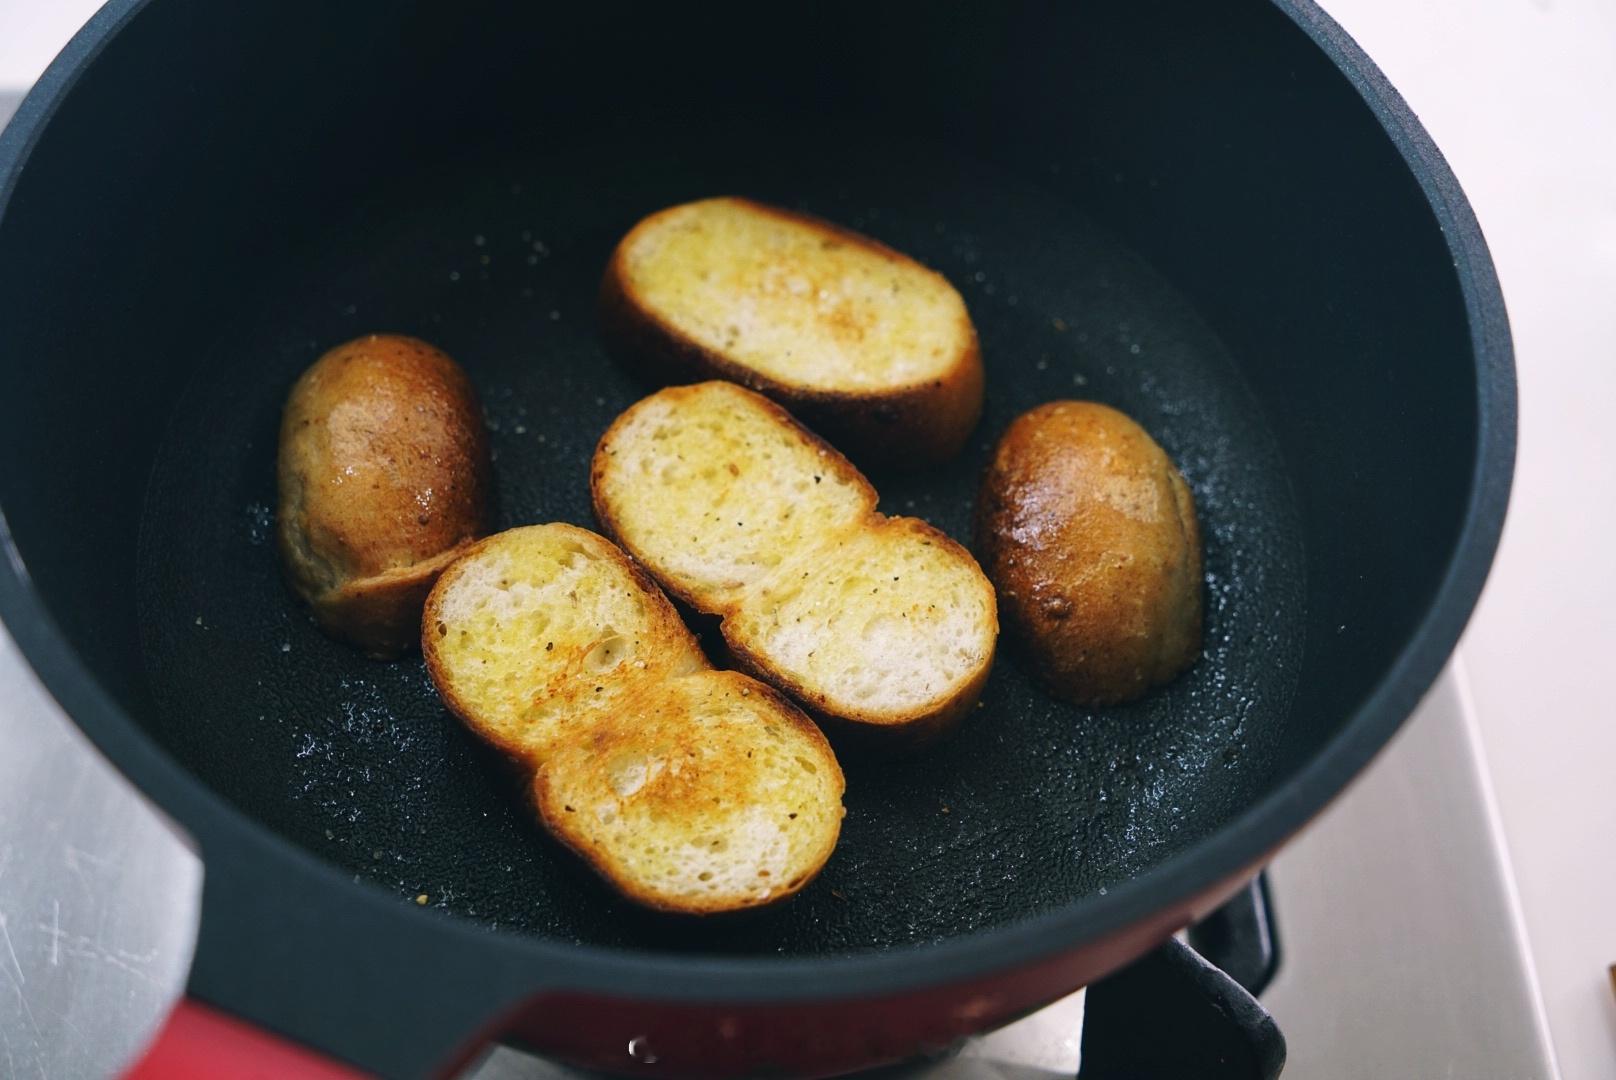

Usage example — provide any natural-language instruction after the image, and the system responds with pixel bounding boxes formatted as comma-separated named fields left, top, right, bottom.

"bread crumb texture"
left=594, top=382, right=997, bottom=735
left=735, top=519, right=993, bottom=715
left=536, top=672, right=843, bottom=905
left=423, top=524, right=843, bottom=913
left=590, top=382, right=867, bottom=605
left=616, top=197, right=968, bottom=392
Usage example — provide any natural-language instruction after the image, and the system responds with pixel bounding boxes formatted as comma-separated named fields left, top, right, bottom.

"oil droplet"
left=627, top=1036, right=659, bottom=1064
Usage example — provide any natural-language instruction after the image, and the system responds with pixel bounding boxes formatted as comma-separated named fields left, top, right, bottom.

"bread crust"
left=530, top=673, right=844, bottom=915
left=277, top=333, right=489, bottom=658
left=588, top=382, right=878, bottom=611
left=599, top=197, right=984, bottom=469
left=421, top=524, right=698, bottom=763
left=592, top=383, right=998, bottom=749
left=717, top=519, right=995, bottom=746
left=975, top=401, right=1203, bottom=705
left=422, top=525, right=845, bottom=914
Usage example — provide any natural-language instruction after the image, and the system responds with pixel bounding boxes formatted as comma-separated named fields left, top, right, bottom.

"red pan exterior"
left=495, top=866, right=1265, bottom=1078
left=125, top=864, right=1262, bottom=1078
left=128, top=1001, right=366, bottom=1080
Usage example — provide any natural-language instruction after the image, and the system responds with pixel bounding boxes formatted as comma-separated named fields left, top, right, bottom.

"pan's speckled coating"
left=135, top=136, right=1304, bottom=955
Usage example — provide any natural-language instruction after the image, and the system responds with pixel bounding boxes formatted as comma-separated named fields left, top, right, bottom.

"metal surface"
left=1263, top=662, right=1560, bottom=1078
left=0, top=620, right=201, bottom=1078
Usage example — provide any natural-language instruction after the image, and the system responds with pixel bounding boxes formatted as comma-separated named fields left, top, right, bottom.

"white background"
left=3, top=1, right=1613, bottom=1077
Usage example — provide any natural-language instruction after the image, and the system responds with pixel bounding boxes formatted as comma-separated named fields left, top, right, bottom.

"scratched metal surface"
left=0, top=612, right=200, bottom=1077
left=0, top=88, right=184, bottom=1078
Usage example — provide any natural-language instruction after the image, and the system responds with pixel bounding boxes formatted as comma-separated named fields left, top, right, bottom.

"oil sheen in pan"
left=134, top=133, right=1305, bottom=955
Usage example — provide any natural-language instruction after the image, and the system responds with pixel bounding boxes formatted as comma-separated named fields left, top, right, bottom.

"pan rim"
left=0, top=0, right=1514, bottom=1012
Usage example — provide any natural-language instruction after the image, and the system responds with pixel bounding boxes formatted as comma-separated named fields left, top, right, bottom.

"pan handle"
left=1078, top=934, right=1287, bottom=1080
left=1187, top=873, right=1281, bottom=995
left=1079, top=873, right=1286, bottom=1079
left=125, top=998, right=366, bottom=1079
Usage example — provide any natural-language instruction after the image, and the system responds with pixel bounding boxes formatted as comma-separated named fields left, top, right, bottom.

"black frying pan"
left=0, top=1, right=1512, bottom=1077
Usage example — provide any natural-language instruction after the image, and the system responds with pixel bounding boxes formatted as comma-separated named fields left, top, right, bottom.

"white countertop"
left=3, top=1, right=1613, bottom=1077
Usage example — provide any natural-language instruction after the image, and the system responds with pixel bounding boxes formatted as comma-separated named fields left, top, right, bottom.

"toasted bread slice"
left=593, top=382, right=998, bottom=746
left=422, top=524, right=844, bottom=913
left=587, top=372, right=874, bottom=609
left=600, top=197, right=983, bottom=467
left=536, top=670, right=844, bottom=913
left=423, top=523, right=705, bottom=761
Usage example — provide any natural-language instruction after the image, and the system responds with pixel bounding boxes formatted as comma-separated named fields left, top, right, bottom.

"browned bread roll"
left=975, top=401, right=1202, bottom=705
left=599, top=197, right=984, bottom=468
left=277, top=333, right=489, bottom=658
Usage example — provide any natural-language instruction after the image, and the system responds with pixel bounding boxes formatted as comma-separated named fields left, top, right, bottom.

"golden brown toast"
left=422, top=524, right=844, bottom=913
left=534, top=670, right=844, bottom=912
left=592, top=382, right=998, bottom=748
left=600, top=197, right=983, bottom=468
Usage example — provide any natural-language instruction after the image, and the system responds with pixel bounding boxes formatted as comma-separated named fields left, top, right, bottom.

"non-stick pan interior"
left=133, top=129, right=1305, bottom=953
left=0, top=2, right=1480, bottom=959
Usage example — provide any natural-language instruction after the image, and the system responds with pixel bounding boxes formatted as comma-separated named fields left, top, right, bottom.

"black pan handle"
left=1079, top=875, right=1286, bottom=1079
left=1188, top=873, right=1281, bottom=997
